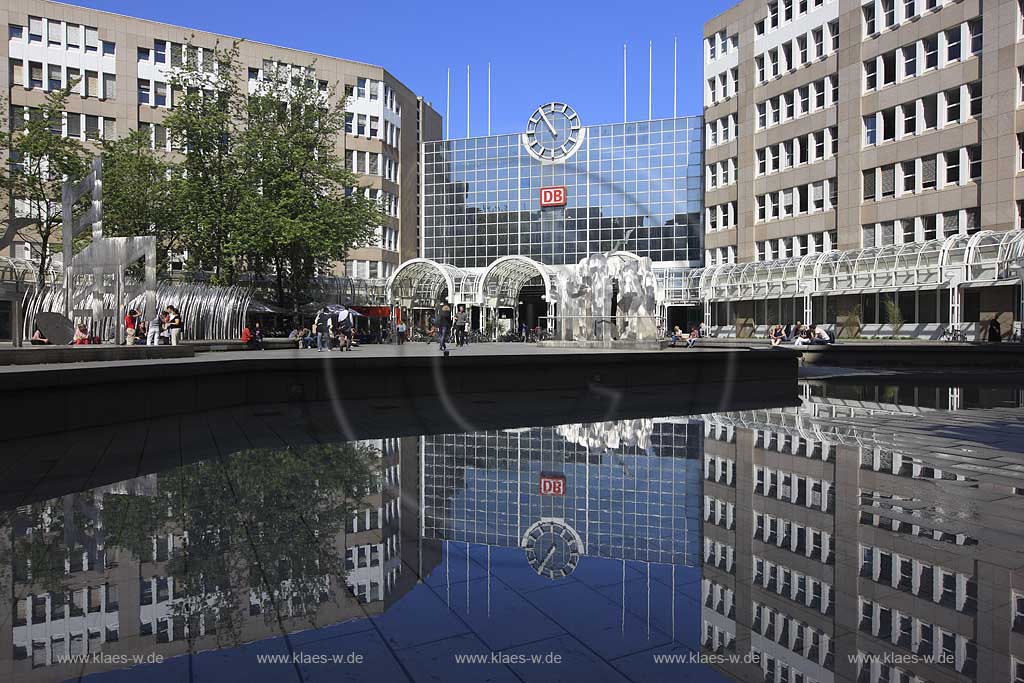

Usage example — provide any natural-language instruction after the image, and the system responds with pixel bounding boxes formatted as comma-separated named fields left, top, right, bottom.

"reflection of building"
left=421, top=419, right=703, bottom=576
left=0, top=438, right=437, bottom=681
left=422, top=107, right=704, bottom=271
left=699, top=388, right=1024, bottom=683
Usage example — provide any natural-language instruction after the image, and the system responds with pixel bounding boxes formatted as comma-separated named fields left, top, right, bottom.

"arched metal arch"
left=385, top=258, right=467, bottom=308
left=477, top=255, right=555, bottom=309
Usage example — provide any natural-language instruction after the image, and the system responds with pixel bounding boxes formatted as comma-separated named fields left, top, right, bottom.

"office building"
left=694, top=0, right=1024, bottom=339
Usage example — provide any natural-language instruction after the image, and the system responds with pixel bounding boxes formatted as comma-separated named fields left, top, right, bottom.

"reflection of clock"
left=522, top=520, right=583, bottom=579
left=522, top=102, right=585, bottom=162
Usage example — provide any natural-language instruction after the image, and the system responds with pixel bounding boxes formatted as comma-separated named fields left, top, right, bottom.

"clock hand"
left=537, top=544, right=557, bottom=574
left=538, top=109, right=557, bottom=138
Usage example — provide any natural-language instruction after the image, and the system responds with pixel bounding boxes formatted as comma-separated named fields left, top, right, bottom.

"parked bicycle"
left=940, top=325, right=967, bottom=342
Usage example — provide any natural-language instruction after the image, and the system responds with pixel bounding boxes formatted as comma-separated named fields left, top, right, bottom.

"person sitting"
left=808, top=324, right=831, bottom=345
left=241, top=322, right=264, bottom=350
left=30, top=327, right=51, bottom=345
left=770, top=324, right=785, bottom=347
left=297, top=327, right=313, bottom=349
left=686, top=327, right=700, bottom=348
left=670, top=325, right=684, bottom=347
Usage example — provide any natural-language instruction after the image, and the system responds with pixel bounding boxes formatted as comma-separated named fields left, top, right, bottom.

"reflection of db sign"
left=539, top=474, right=566, bottom=496
left=539, top=186, right=567, bottom=207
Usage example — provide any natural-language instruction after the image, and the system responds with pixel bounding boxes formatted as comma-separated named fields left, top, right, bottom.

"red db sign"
left=540, top=186, right=567, bottom=207
left=539, top=474, right=566, bottom=496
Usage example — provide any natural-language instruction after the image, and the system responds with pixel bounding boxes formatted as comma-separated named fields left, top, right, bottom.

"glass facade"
left=423, top=114, right=704, bottom=269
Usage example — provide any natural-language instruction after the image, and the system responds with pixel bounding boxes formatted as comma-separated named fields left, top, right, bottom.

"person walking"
left=336, top=308, right=353, bottom=351
left=165, top=306, right=182, bottom=345
left=396, top=319, right=407, bottom=345
left=455, top=305, right=469, bottom=347
left=437, top=304, right=453, bottom=352
left=314, top=306, right=332, bottom=352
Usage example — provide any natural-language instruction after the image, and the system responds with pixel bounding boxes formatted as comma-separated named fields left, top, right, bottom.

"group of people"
left=126, top=306, right=183, bottom=346
left=430, top=304, right=471, bottom=352
left=769, top=322, right=832, bottom=346
left=310, top=306, right=355, bottom=352
left=669, top=322, right=707, bottom=348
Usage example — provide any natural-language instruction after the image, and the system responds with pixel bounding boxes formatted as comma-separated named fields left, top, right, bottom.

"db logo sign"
left=539, top=186, right=567, bottom=207
left=539, top=474, right=566, bottom=496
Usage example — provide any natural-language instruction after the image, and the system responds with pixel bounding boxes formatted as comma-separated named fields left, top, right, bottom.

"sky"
left=70, top=0, right=738, bottom=137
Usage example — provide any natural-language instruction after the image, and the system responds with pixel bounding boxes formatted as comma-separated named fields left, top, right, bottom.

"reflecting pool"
left=2, top=381, right=1023, bottom=682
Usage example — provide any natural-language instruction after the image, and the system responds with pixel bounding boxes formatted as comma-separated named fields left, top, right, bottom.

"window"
left=969, top=19, right=982, bottom=54
left=881, top=165, right=896, bottom=197
left=865, top=59, right=877, bottom=90
left=924, top=34, right=938, bottom=69
left=815, top=79, right=826, bottom=108
left=945, top=150, right=960, bottom=185
left=155, top=81, right=167, bottom=107
left=799, top=85, right=809, bottom=112
left=67, top=113, right=81, bottom=138
left=968, top=145, right=981, bottom=180
left=154, top=41, right=166, bottom=64
left=798, top=35, right=808, bottom=64
left=29, top=62, right=42, bottom=89
left=882, top=51, right=896, bottom=85
left=882, top=108, right=896, bottom=141
left=865, top=115, right=877, bottom=145
left=903, top=45, right=917, bottom=78
left=757, top=55, right=765, bottom=82
left=138, top=47, right=150, bottom=63
left=138, top=80, right=150, bottom=105
left=47, top=18, right=61, bottom=46
left=102, top=73, right=115, bottom=99
left=9, top=24, right=23, bottom=40
left=945, top=87, right=961, bottom=124
left=830, top=20, right=839, bottom=51
left=813, top=27, right=824, bottom=57
left=922, top=155, right=937, bottom=189
left=85, top=70, right=98, bottom=98
left=863, top=170, right=876, bottom=200
left=902, top=160, right=916, bottom=192
left=85, top=115, right=99, bottom=139
left=946, top=27, right=961, bottom=62
left=864, top=3, right=876, bottom=34
left=943, top=211, right=960, bottom=237
left=863, top=224, right=876, bottom=248
left=903, top=102, right=917, bottom=135
left=102, top=41, right=115, bottom=56
left=66, top=24, right=80, bottom=49
left=28, top=16, right=42, bottom=42
left=815, top=130, right=825, bottom=158
left=10, top=59, right=23, bottom=87
left=969, top=81, right=981, bottom=117
left=905, top=0, right=916, bottom=18
left=47, top=64, right=62, bottom=91
left=170, top=43, right=183, bottom=66
left=883, top=0, right=896, bottom=27
left=923, top=214, right=937, bottom=240
left=84, top=26, right=97, bottom=52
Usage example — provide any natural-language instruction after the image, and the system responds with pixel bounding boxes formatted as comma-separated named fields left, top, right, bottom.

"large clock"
left=522, top=102, right=585, bottom=162
left=522, top=519, right=583, bottom=580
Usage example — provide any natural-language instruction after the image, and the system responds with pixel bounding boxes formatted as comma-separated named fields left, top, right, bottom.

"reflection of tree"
left=7, top=498, right=95, bottom=597
left=145, top=442, right=380, bottom=647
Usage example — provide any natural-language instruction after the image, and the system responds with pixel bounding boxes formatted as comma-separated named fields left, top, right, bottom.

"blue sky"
left=71, top=0, right=737, bottom=136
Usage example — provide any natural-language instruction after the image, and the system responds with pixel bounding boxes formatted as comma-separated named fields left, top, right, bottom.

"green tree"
left=162, top=39, right=247, bottom=284
left=235, top=63, right=382, bottom=307
left=884, top=298, right=905, bottom=338
left=5, top=86, right=89, bottom=284
left=99, top=129, right=181, bottom=266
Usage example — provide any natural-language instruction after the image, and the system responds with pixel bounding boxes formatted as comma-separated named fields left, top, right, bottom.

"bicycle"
left=940, top=325, right=967, bottom=342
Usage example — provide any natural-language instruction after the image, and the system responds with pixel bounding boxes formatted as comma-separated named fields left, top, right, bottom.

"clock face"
left=523, top=102, right=584, bottom=162
left=523, top=520, right=582, bottom=579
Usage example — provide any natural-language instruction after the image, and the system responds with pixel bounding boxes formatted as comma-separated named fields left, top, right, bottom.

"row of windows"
left=858, top=597, right=975, bottom=674
left=345, top=113, right=400, bottom=146
left=344, top=259, right=396, bottom=280
left=138, top=122, right=171, bottom=151
left=756, top=431, right=835, bottom=461
left=861, top=208, right=979, bottom=248
left=10, top=59, right=116, bottom=100
left=863, top=82, right=982, bottom=147
left=702, top=622, right=735, bottom=655
left=756, top=649, right=822, bottom=683
left=12, top=586, right=118, bottom=627
left=346, top=150, right=399, bottom=183
left=756, top=231, right=837, bottom=262
left=860, top=448, right=967, bottom=481
left=705, top=113, right=737, bottom=148
left=756, top=75, right=839, bottom=131
left=706, top=246, right=736, bottom=267
left=752, top=600, right=834, bottom=671
left=755, top=19, right=839, bottom=85
left=136, top=79, right=169, bottom=107
left=706, top=67, right=739, bottom=107
left=9, top=18, right=113, bottom=55
left=753, top=555, right=833, bottom=615
left=9, top=106, right=116, bottom=141
left=706, top=157, right=736, bottom=190
left=703, top=538, right=735, bottom=573
left=863, top=0, right=959, bottom=39
left=704, top=496, right=735, bottom=530
left=754, top=465, right=833, bottom=513
left=860, top=544, right=977, bottom=614
left=707, top=201, right=736, bottom=232
left=353, top=77, right=400, bottom=115
left=702, top=579, right=735, bottom=619
left=704, top=454, right=735, bottom=487
left=756, top=178, right=837, bottom=223
left=705, top=30, right=738, bottom=62
left=863, top=145, right=980, bottom=202
left=863, top=19, right=981, bottom=93
left=754, top=511, right=834, bottom=564
left=757, top=126, right=838, bottom=177
left=755, top=0, right=832, bottom=37
left=248, top=60, right=329, bottom=93
left=860, top=505, right=977, bottom=546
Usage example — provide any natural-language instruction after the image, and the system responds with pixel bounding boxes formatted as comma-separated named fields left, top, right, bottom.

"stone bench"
left=184, top=337, right=299, bottom=352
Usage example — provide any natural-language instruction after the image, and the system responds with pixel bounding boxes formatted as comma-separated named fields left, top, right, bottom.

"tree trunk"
left=274, top=256, right=285, bottom=309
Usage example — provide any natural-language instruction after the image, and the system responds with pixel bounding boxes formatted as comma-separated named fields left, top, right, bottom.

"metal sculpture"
left=62, top=157, right=157, bottom=344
